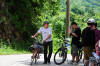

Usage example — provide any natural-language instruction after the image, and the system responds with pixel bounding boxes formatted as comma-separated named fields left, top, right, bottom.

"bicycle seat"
left=37, top=45, right=41, bottom=48
left=38, top=43, right=43, bottom=46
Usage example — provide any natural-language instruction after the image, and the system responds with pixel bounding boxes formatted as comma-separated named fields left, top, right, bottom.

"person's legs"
left=84, top=47, right=89, bottom=65
left=48, top=41, right=53, bottom=63
left=76, top=48, right=79, bottom=63
left=76, top=56, right=79, bottom=63
left=71, top=44, right=75, bottom=62
left=72, top=44, right=79, bottom=61
left=84, top=47, right=93, bottom=66
left=84, top=60, right=88, bottom=66
left=71, top=44, right=79, bottom=65
left=43, top=42, right=48, bottom=63
left=70, top=44, right=76, bottom=64
left=72, top=56, right=75, bottom=62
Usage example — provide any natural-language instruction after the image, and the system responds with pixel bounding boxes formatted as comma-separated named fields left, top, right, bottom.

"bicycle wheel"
left=54, top=48, right=67, bottom=65
left=31, top=50, right=38, bottom=65
left=97, top=64, right=100, bottom=66
left=35, top=57, right=37, bottom=64
left=30, top=56, right=34, bottom=65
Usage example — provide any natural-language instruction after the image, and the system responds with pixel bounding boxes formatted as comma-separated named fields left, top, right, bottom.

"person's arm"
left=43, top=34, right=51, bottom=42
left=32, top=27, right=42, bottom=38
left=70, top=27, right=78, bottom=37
left=32, top=32, right=39, bottom=38
left=46, top=34, right=51, bottom=40
left=71, top=33, right=78, bottom=37
left=71, top=29, right=81, bottom=37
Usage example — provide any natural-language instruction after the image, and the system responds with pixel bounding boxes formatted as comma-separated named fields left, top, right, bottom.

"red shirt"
left=95, top=29, right=100, bottom=43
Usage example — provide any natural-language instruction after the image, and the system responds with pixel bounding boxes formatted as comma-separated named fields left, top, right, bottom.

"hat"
left=88, top=18, right=96, bottom=23
left=43, top=21, right=49, bottom=25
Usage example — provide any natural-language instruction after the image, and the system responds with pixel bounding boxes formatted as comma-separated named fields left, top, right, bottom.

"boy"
left=70, top=22, right=81, bottom=65
left=32, top=21, right=53, bottom=64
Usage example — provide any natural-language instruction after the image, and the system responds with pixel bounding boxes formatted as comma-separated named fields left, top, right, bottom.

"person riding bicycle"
left=82, top=18, right=96, bottom=66
left=32, top=21, right=53, bottom=64
left=70, top=22, right=81, bottom=65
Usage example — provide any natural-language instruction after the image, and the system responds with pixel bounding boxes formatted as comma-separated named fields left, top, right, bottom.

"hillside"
left=60, top=0, right=100, bottom=13
left=60, top=0, right=100, bottom=29
left=71, top=0, right=100, bottom=13
left=87, top=0, right=100, bottom=6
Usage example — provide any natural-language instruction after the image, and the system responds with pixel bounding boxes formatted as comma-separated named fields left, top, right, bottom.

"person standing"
left=92, top=22, right=100, bottom=43
left=92, top=22, right=100, bottom=56
left=81, top=18, right=96, bottom=66
left=32, top=21, right=53, bottom=64
left=70, top=22, right=81, bottom=65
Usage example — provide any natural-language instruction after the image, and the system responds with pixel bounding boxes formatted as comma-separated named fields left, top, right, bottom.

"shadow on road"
left=17, top=59, right=84, bottom=66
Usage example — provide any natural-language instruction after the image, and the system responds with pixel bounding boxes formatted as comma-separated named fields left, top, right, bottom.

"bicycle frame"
left=31, top=37, right=43, bottom=64
left=58, top=40, right=69, bottom=49
left=32, top=48, right=40, bottom=59
left=89, top=52, right=100, bottom=66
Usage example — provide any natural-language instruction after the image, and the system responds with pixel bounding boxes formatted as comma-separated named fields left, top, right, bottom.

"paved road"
left=0, top=54, right=84, bottom=66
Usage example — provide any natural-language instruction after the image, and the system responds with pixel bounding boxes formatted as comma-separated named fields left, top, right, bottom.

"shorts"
left=84, top=47, right=93, bottom=60
left=71, top=44, right=79, bottom=56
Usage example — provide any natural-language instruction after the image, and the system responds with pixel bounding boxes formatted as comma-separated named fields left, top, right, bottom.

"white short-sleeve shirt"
left=38, top=27, right=52, bottom=42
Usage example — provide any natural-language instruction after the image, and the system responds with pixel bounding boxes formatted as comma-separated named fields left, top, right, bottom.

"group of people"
left=32, top=18, right=100, bottom=66
left=70, top=18, right=100, bottom=66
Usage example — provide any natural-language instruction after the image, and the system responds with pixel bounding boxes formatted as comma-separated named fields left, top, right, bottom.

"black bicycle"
left=78, top=48, right=83, bottom=61
left=54, top=39, right=70, bottom=65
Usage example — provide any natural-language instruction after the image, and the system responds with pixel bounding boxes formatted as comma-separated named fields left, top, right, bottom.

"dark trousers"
left=43, top=41, right=53, bottom=63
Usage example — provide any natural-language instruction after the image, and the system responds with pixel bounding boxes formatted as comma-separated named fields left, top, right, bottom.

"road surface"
left=0, top=54, right=84, bottom=66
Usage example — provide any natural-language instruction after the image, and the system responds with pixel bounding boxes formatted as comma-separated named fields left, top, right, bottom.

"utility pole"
left=66, top=0, right=70, bottom=38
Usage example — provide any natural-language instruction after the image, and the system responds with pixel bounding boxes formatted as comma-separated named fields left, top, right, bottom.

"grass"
left=0, top=40, right=31, bottom=55
left=0, top=47, right=31, bottom=55
left=0, top=38, right=71, bottom=55
left=0, top=45, right=71, bottom=55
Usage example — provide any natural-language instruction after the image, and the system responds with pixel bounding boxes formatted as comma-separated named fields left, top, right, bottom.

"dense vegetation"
left=0, top=0, right=100, bottom=54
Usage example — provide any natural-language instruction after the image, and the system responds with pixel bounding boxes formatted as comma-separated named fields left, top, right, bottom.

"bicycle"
left=89, top=52, right=100, bottom=66
left=30, top=38, right=43, bottom=65
left=88, top=41, right=100, bottom=66
left=54, top=39, right=70, bottom=65
left=78, top=48, right=83, bottom=62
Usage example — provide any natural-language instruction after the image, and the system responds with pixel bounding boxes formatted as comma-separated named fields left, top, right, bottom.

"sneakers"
left=73, top=62, right=78, bottom=65
left=68, top=61, right=78, bottom=65
left=68, top=60, right=74, bottom=64
left=47, top=60, right=51, bottom=64
left=48, top=62, right=51, bottom=64
left=43, top=62, right=47, bottom=64
left=43, top=61, right=51, bottom=64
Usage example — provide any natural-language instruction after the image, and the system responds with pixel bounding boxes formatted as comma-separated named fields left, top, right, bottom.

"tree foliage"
left=0, top=0, right=100, bottom=51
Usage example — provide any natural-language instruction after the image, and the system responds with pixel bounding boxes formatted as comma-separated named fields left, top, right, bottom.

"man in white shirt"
left=32, top=21, right=53, bottom=64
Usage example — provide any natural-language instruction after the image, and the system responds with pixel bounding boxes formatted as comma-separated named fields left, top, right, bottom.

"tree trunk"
left=66, top=0, right=70, bottom=38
